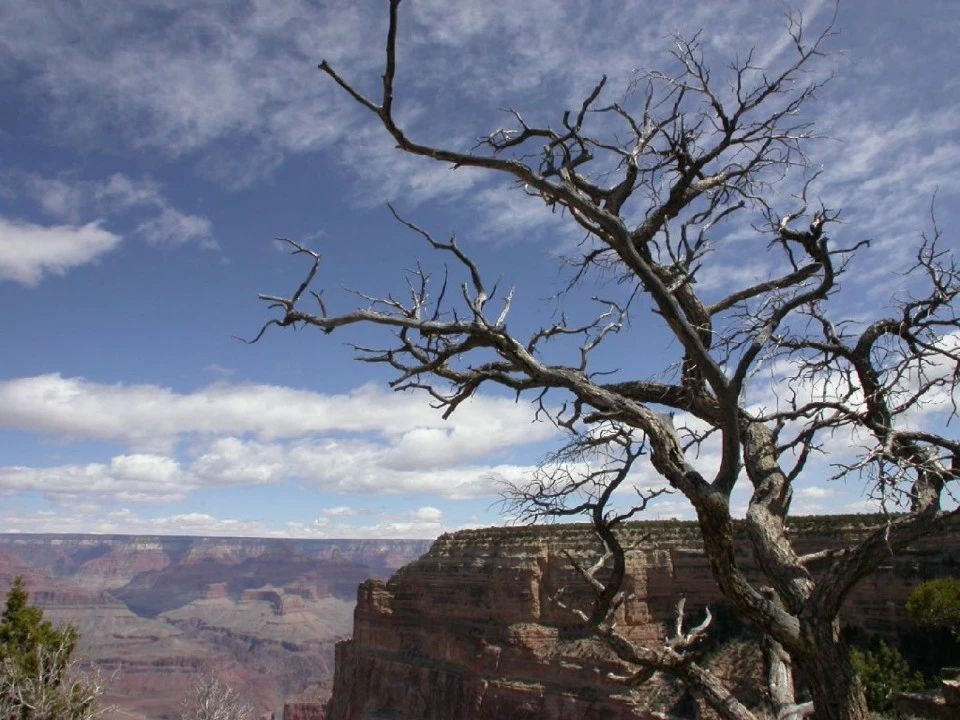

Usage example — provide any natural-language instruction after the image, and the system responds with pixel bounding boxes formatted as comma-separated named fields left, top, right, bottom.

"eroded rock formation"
left=0, top=534, right=430, bottom=720
left=328, top=517, right=960, bottom=720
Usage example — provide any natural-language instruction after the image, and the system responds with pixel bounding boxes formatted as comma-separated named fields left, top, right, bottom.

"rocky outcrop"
left=202, top=582, right=230, bottom=600
left=328, top=516, right=960, bottom=720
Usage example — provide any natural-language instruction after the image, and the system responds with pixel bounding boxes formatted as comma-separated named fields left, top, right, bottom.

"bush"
left=0, top=577, right=108, bottom=720
left=906, top=578, right=960, bottom=639
left=849, top=642, right=923, bottom=713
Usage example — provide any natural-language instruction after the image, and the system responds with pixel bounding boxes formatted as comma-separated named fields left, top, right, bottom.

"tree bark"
left=795, top=620, right=869, bottom=720
left=764, top=632, right=795, bottom=710
left=676, top=662, right=759, bottom=720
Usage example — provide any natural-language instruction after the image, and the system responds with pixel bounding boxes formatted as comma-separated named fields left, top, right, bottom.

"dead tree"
left=250, top=1, right=960, bottom=718
left=0, top=638, right=112, bottom=720
left=181, top=673, right=254, bottom=720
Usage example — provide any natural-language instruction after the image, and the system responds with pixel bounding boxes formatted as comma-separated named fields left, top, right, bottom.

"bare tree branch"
left=252, top=3, right=958, bottom=719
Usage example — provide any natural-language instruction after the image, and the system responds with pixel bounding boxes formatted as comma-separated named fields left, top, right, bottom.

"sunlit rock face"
left=327, top=517, right=960, bottom=720
left=0, top=534, right=431, bottom=720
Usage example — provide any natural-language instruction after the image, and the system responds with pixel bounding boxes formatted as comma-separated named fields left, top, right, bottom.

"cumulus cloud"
left=0, top=374, right=556, bottom=502
left=409, top=506, right=443, bottom=523
left=190, top=438, right=287, bottom=487
left=0, top=454, right=188, bottom=503
left=283, top=439, right=534, bottom=497
left=0, top=217, right=122, bottom=285
left=0, top=437, right=537, bottom=504
left=0, top=374, right=556, bottom=455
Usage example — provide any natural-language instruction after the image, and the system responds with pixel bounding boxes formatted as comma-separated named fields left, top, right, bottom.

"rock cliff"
left=328, top=516, right=960, bottom=720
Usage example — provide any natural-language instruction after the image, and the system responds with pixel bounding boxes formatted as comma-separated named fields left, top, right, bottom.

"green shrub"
left=0, top=577, right=107, bottom=720
left=850, top=641, right=924, bottom=713
left=906, top=577, right=960, bottom=638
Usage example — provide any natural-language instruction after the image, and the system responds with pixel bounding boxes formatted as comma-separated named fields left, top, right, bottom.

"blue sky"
left=0, top=0, right=957, bottom=538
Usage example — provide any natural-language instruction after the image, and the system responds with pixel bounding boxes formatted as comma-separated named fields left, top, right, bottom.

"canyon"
left=3, top=517, right=956, bottom=720
left=0, top=534, right=431, bottom=719
left=327, top=516, right=960, bottom=720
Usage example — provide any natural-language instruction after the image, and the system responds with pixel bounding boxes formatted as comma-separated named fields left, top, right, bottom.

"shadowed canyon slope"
left=0, top=534, right=430, bottom=720
left=328, top=516, right=960, bottom=720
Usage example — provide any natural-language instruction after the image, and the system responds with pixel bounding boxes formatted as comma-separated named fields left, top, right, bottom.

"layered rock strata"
left=0, top=534, right=431, bottom=719
left=328, top=516, right=960, bottom=720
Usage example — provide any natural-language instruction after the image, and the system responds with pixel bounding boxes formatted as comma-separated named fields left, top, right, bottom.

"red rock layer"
left=328, top=516, right=960, bottom=720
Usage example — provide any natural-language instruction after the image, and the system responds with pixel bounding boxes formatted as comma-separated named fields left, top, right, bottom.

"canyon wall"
left=0, top=534, right=430, bottom=720
left=328, top=516, right=960, bottom=720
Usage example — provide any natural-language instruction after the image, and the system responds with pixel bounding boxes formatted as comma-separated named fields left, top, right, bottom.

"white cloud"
left=281, top=439, right=536, bottom=498
left=0, top=435, right=537, bottom=503
left=15, top=172, right=216, bottom=250
left=21, top=175, right=87, bottom=220
left=409, top=506, right=443, bottom=523
left=0, top=454, right=188, bottom=503
left=320, top=506, right=358, bottom=518
left=795, top=486, right=838, bottom=499
left=203, top=363, right=236, bottom=378
left=190, top=437, right=286, bottom=487
left=0, top=374, right=556, bottom=455
left=0, top=506, right=457, bottom=540
left=0, top=0, right=382, bottom=182
left=95, top=172, right=164, bottom=208
left=135, top=207, right=215, bottom=248
left=0, top=0, right=840, bottom=193
left=0, top=508, right=281, bottom=538
left=338, top=120, right=488, bottom=208
left=0, top=217, right=122, bottom=285
left=0, top=374, right=556, bottom=502
left=1, top=0, right=955, bottom=534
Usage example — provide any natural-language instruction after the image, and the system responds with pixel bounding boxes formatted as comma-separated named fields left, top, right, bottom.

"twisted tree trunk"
left=796, top=620, right=869, bottom=720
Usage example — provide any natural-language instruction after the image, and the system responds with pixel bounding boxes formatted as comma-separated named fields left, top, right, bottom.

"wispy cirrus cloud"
left=0, top=0, right=835, bottom=197
left=5, top=0, right=950, bottom=265
left=18, top=171, right=215, bottom=249
left=1, top=0, right=956, bottom=537
left=0, top=0, right=381, bottom=184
